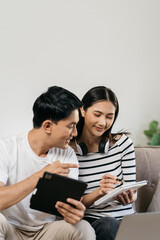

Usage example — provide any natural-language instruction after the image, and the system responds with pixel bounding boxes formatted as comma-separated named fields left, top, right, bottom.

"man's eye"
left=68, top=126, right=74, bottom=129
left=94, top=114, right=100, bottom=117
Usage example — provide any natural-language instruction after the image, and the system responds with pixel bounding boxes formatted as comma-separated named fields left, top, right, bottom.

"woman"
left=70, top=86, right=137, bottom=240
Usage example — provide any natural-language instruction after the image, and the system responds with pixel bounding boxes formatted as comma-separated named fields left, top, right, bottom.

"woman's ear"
left=42, top=120, right=53, bottom=133
left=80, top=107, right=86, bottom=117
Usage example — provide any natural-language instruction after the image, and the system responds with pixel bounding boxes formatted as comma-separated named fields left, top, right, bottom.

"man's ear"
left=80, top=107, right=86, bottom=117
left=42, top=120, right=53, bottom=133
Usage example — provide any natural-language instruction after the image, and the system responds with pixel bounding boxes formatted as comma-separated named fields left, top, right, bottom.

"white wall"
left=0, top=0, right=160, bottom=146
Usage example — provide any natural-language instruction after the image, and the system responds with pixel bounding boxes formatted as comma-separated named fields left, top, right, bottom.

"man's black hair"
left=32, top=86, right=82, bottom=128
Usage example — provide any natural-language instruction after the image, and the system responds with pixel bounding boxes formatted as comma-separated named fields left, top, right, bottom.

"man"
left=0, top=86, right=96, bottom=240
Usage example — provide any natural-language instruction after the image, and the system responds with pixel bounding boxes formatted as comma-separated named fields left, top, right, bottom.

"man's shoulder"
left=49, top=145, right=78, bottom=167
left=0, top=133, right=27, bottom=150
left=52, top=145, right=75, bottom=155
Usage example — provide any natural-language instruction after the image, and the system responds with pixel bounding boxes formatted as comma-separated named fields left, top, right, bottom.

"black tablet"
left=30, top=172, right=87, bottom=217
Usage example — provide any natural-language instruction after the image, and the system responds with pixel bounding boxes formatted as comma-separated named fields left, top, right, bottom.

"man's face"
left=51, top=109, right=79, bottom=149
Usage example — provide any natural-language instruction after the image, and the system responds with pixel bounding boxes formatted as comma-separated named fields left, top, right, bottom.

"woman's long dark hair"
left=76, top=86, right=119, bottom=141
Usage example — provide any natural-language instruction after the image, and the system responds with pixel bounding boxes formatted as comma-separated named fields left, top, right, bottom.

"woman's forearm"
left=82, top=188, right=104, bottom=207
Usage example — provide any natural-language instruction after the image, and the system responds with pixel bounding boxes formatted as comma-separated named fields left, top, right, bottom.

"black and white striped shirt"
left=78, top=134, right=136, bottom=220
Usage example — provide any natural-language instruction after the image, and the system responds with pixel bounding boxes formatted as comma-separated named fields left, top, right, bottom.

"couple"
left=0, top=85, right=137, bottom=240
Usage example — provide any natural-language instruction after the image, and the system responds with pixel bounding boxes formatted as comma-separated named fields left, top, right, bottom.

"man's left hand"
left=55, top=198, right=85, bottom=224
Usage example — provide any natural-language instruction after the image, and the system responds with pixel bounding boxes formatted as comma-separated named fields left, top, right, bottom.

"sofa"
left=134, top=146, right=160, bottom=213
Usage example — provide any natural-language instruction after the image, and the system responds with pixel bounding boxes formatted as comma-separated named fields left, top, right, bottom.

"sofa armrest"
left=135, top=146, right=160, bottom=212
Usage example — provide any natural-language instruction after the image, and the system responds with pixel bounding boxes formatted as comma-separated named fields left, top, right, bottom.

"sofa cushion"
left=147, top=175, right=160, bottom=212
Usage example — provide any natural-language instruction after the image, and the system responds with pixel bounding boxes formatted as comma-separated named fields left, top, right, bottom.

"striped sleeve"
left=120, top=136, right=136, bottom=183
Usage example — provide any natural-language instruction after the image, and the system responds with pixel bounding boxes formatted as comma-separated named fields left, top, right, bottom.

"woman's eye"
left=94, top=114, right=100, bottom=117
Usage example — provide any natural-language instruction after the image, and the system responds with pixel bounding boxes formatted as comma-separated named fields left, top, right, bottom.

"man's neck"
left=28, top=129, right=50, bottom=157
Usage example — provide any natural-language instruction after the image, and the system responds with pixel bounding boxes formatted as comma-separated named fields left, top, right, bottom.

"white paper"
left=94, top=180, right=148, bottom=206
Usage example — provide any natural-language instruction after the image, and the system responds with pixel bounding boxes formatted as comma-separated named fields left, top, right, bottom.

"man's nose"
left=71, top=126, right=78, bottom=137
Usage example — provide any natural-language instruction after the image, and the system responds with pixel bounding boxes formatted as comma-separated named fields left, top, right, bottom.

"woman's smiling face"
left=81, top=100, right=116, bottom=137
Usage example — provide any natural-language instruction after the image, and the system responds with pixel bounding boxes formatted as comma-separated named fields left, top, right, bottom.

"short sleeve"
left=0, top=140, right=9, bottom=184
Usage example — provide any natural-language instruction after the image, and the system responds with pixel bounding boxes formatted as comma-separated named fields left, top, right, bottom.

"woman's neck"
left=78, top=129, right=101, bottom=153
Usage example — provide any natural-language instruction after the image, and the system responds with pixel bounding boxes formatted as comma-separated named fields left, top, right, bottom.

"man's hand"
left=40, top=161, right=78, bottom=177
left=55, top=198, right=85, bottom=224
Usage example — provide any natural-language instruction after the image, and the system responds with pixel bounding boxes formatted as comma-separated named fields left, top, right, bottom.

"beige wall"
left=0, top=0, right=160, bottom=146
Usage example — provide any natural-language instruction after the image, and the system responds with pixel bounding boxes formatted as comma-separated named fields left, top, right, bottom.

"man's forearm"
left=0, top=171, right=41, bottom=211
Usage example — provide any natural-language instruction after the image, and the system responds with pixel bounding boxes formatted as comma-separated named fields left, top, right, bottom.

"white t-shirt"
left=0, top=133, right=78, bottom=231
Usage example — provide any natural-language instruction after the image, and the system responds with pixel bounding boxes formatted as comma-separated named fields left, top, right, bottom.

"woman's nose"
left=98, top=117, right=106, bottom=126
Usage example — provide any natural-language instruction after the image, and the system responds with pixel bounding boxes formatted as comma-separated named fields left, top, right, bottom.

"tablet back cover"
left=30, top=172, right=87, bottom=216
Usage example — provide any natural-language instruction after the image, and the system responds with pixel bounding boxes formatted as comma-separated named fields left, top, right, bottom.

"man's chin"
left=52, top=143, right=68, bottom=149
left=62, top=145, right=68, bottom=149
left=60, top=143, right=69, bottom=149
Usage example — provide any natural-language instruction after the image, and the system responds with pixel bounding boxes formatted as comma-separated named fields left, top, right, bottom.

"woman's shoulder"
left=110, top=133, right=133, bottom=147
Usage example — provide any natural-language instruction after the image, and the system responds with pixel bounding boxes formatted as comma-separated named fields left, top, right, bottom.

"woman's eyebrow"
left=93, top=110, right=114, bottom=115
left=107, top=113, right=115, bottom=116
left=93, top=110, right=102, bottom=113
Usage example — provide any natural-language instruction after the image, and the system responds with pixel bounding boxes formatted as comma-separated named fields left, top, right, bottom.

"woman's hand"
left=81, top=174, right=120, bottom=208
left=113, top=189, right=137, bottom=205
left=98, top=173, right=119, bottom=196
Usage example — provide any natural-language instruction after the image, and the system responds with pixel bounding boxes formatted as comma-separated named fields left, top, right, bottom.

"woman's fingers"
left=101, top=174, right=120, bottom=184
left=99, top=174, right=120, bottom=196
left=114, top=191, right=133, bottom=205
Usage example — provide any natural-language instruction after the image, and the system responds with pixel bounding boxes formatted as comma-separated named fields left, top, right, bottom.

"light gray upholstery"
left=135, top=146, right=160, bottom=212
